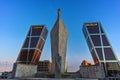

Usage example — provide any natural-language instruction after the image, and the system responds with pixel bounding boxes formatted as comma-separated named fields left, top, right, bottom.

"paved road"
left=0, top=78, right=98, bottom=80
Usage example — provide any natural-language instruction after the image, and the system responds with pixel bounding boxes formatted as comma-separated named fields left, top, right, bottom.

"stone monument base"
left=12, top=63, right=37, bottom=78
left=79, top=64, right=105, bottom=78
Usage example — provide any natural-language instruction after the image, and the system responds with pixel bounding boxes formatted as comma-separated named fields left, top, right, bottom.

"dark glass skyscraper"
left=17, top=25, right=48, bottom=65
left=83, top=22, right=120, bottom=75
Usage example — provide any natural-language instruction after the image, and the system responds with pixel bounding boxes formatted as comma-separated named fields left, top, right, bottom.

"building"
left=82, top=22, right=120, bottom=76
left=16, top=25, right=48, bottom=65
left=50, top=9, right=68, bottom=74
left=79, top=64, right=105, bottom=78
left=37, top=60, right=52, bottom=72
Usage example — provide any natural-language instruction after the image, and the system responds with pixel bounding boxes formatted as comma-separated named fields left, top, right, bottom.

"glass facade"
left=87, top=37, right=92, bottom=51
left=17, top=25, right=48, bottom=65
left=23, top=38, right=29, bottom=48
left=83, top=22, right=120, bottom=76
left=31, top=26, right=43, bottom=36
left=91, top=35, right=101, bottom=46
left=87, top=25, right=99, bottom=34
left=91, top=49, right=99, bottom=64
left=96, top=48, right=103, bottom=60
left=104, top=48, right=116, bottom=60
left=30, top=37, right=39, bottom=48
left=102, top=35, right=110, bottom=46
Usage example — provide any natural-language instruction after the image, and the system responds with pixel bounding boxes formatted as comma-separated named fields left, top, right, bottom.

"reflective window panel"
left=87, top=26, right=99, bottom=34
left=91, top=35, right=101, bottom=46
left=23, top=37, right=29, bottom=48
left=30, top=37, right=39, bottom=48
left=104, top=48, right=116, bottom=60
left=87, top=37, right=93, bottom=50
left=19, top=49, right=28, bottom=62
left=91, top=50, right=99, bottom=64
left=28, top=49, right=35, bottom=63
left=42, top=28, right=48, bottom=40
left=38, top=39, right=44, bottom=51
left=31, top=26, right=43, bottom=36
left=102, top=35, right=110, bottom=46
left=96, top=48, right=103, bottom=60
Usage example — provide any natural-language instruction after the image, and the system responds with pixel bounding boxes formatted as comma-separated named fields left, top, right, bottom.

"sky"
left=0, top=0, right=120, bottom=72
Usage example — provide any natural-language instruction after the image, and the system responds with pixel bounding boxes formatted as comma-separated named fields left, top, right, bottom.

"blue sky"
left=0, top=0, right=120, bottom=72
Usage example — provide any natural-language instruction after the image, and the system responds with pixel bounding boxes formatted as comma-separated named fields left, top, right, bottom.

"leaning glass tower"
left=17, top=25, right=48, bottom=65
left=83, top=22, right=120, bottom=76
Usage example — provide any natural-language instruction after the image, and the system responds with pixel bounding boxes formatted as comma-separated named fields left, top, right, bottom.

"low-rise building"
left=79, top=64, right=105, bottom=78
left=37, top=60, right=52, bottom=72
